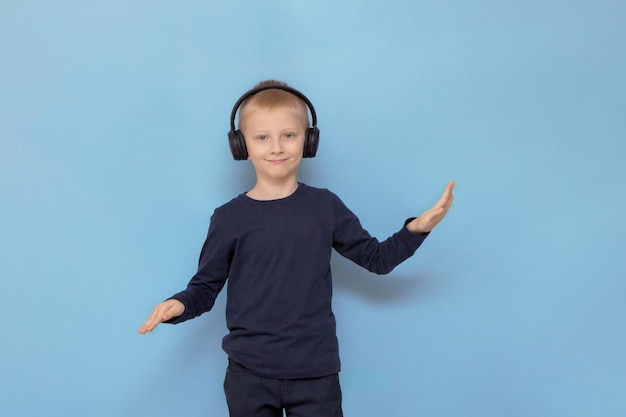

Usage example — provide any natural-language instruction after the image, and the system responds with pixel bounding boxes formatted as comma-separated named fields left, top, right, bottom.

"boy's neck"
left=246, top=179, right=299, bottom=201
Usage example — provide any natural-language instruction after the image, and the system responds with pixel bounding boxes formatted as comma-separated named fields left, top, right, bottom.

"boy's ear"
left=228, top=129, right=248, bottom=160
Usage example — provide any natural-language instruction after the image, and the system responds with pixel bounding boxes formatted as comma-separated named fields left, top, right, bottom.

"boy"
left=138, top=80, right=454, bottom=417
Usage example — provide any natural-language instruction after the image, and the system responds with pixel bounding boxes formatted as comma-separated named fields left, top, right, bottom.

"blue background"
left=1, top=1, right=625, bottom=416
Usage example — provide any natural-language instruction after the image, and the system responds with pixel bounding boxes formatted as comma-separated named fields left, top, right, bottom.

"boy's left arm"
left=406, top=181, right=455, bottom=235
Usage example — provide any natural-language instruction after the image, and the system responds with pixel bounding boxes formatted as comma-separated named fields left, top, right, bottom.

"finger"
left=138, top=305, right=168, bottom=334
left=443, top=194, right=454, bottom=211
left=434, top=194, right=452, bottom=213
left=138, top=322, right=152, bottom=334
left=439, top=183, right=455, bottom=210
left=434, top=181, right=455, bottom=208
left=138, top=317, right=159, bottom=334
left=424, top=199, right=452, bottom=225
left=440, top=181, right=454, bottom=197
left=138, top=323, right=151, bottom=334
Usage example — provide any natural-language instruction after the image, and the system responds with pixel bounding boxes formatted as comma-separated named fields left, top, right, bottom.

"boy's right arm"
left=138, top=299, right=185, bottom=334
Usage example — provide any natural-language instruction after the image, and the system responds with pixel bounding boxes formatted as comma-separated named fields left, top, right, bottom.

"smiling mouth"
left=267, top=159, right=288, bottom=164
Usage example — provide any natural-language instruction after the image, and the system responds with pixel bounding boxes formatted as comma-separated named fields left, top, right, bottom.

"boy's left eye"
left=283, top=133, right=294, bottom=139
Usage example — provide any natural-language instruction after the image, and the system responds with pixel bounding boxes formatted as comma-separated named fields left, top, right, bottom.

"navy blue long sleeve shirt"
left=168, top=183, right=428, bottom=379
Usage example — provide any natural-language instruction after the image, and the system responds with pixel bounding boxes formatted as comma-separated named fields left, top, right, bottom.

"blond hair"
left=238, top=80, right=310, bottom=131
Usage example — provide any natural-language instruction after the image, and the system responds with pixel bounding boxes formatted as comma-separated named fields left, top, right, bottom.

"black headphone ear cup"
left=228, top=130, right=248, bottom=160
left=303, top=127, right=320, bottom=158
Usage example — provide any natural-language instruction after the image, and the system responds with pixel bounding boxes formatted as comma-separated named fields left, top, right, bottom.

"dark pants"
left=224, top=360, right=343, bottom=417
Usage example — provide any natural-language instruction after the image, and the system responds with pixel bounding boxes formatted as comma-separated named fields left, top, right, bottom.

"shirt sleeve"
left=331, top=193, right=428, bottom=274
left=166, top=213, right=232, bottom=324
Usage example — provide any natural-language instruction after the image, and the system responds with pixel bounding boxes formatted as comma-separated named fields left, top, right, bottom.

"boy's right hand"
left=138, top=299, right=185, bottom=334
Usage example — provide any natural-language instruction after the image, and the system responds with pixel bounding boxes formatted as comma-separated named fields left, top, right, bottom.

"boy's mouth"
left=267, top=158, right=288, bottom=164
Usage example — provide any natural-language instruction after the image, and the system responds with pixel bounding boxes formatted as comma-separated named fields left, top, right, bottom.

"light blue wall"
left=1, top=1, right=625, bottom=416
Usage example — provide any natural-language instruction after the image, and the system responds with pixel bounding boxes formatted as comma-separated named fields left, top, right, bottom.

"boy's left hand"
left=406, top=181, right=455, bottom=234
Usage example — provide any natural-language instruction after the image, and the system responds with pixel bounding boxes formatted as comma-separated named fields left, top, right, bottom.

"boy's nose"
left=270, top=137, right=284, bottom=153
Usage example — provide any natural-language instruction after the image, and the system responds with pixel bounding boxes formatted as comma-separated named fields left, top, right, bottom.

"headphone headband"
left=229, top=85, right=318, bottom=132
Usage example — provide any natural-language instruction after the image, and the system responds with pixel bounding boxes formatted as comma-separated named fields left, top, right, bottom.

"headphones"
left=227, top=85, right=320, bottom=160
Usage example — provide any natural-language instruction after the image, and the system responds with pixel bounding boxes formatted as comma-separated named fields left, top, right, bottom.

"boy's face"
left=241, top=108, right=306, bottom=184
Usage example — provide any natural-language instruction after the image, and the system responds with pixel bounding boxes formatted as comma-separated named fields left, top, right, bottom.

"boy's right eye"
left=257, top=135, right=269, bottom=141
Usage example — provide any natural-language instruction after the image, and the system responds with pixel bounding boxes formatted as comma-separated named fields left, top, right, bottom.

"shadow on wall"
left=330, top=253, right=443, bottom=304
